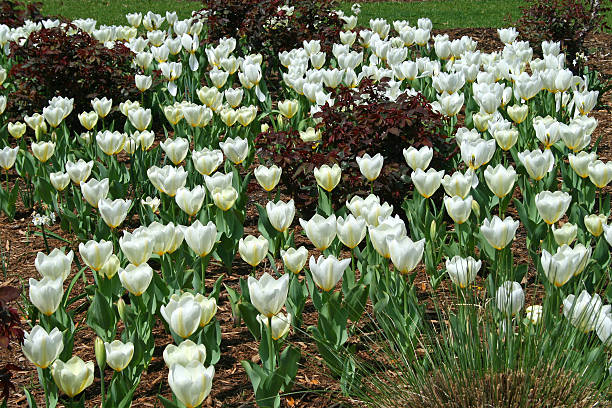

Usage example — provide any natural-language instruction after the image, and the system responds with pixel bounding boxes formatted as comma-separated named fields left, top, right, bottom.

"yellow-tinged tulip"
left=29, top=277, right=63, bottom=316
left=22, top=326, right=64, bottom=369
left=238, top=235, right=269, bottom=267
left=194, top=294, right=217, bottom=327
left=160, top=137, right=189, bottom=165
left=78, top=111, right=98, bottom=130
left=163, top=340, right=207, bottom=368
left=0, top=146, right=18, bottom=170
left=254, top=165, right=282, bottom=191
left=161, top=293, right=202, bottom=338
left=535, top=190, right=571, bottom=225
left=280, top=246, right=308, bottom=274
left=181, top=220, right=217, bottom=257
left=484, top=164, right=516, bottom=198
left=356, top=153, right=384, bottom=181
left=411, top=168, right=444, bottom=198
left=584, top=214, right=607, bottom=237
left=91, top=97, right=112, bottom=118
left=118, top=263, right=153, bottom=296
left=480, top=216, right=519, bottom=250
left=446, top=256, right=481, bottom=288
left=50, top=171, right=70, bottom=191
left=314, top=164, right=341, bottom=192
left=257, top=312, right=292, bottom=340
left=192, top=148, right=223, bottom=176
left=31, top=141, right=55, bottom=163
left=51, top=356, right=94, bottom=398
left=104, top=340, right=134, bottom=372
left=8, top=122, right=26, bottom=139
left=507, top=104, right=528, bottom=124
left=588, top=160, right=612, bottom=188
left=552, top=222, right=577, bottom=246
left=98, top=198, right=131, bottom=229
left=211, top=186, right=238, bottom=211
left=278, top=99, right=299, bottom=119
left=175, top=186, right=206, bottom=217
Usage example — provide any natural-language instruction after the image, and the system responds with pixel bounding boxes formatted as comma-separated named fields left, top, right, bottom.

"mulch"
left=1, top=27, right=611, bottom=408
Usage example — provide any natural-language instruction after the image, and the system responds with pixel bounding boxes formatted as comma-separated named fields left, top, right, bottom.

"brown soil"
left=1, top=27, right=611, bottom=408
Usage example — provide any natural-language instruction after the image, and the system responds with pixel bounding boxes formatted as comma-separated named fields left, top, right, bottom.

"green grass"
left=23, top=0, right=612, bottom=30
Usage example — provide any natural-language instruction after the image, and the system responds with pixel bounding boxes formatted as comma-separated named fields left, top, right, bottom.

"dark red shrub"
left=256, top=79, right=455, bottom=215
left=515, top=0, right=610, bottom=73
left=0, top=1, right=43, bottom=28
left=7, top=25, right=138, bottom=128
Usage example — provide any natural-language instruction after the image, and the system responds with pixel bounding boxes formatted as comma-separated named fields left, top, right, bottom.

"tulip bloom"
left=518, top=149, right=554, bottom=181
left=254, top=165, right=282, bottom=191
left=160, top=137, right=189, bottom=165
left=128, top=107, right=152, bottom=131
left=99, top=198, right=131, bottom=229
left=238, top=235, right=269, bottom=267
left=118, top=263, right=154, bottom=296
left=104, top=340, right=134, bottom=371
left=147, top=165, right=188, bottom=197
left=495, top=281, right=524, bottom=316
left=278, top=99, right=299, bottom=119
left=314, top=164, right=341, bottom=192
left=119, top=231, right=153, bottom=266
left=22, top=326, right=64, bottom=369
left=168, top=362, right=215, bottom=408
left=542, top=244, right=592, bottom=287
left=164, top=340, right=207, bottom=367
left=299, top=214, right=337, bottom=251
left=535, top=191, right=571, bottom=225
left=50, top=171, right=70, bottom=191
left=194, top=294, right=217, bottom=327
left=257, top=312, right=292, bottom=340
left=161, top=293, right=203, bottom=338
left=525, top=305, right=543, bottom=325
left=387, top=236, right=425, bottom=274
left=493, top=129, right=518, bottom=151
left=280, top=246, right=308, bottom=274
left=411, top=168, right=444, bottom=198
left=584, top=214, right=607, bottom=237
left=563, top=291, right=604, bottom=332
left=0, top=146, right=18, bottom=170
left=336, top=214, right=367, bottom=249
left=211, top=186, right=238, bottom=211
left=480, top=216, right=519, bottom=250
left=29, top=277, right=63, bottom=316
left=403, top=146, right=433, bottom=171
left=220, top=137, right=249, bottom=165
left=31, top=141, right=56, bottom=163
left=441, top=170, right=477, bottom=199
left=35, top=248, right=74, bottom=281
left=51, top=356, right=94, bottom=398
left=247, top=273, right=289, bottom=317
left=175, top=186, right=206, bottom=217
left=65, top=159, right=93, bottom=186
left=568, top=151, right=596, bottom=178
left=356, top=153, right=384, bottom=181
left=266, top=200, right=295, bottom=232
left=460, top=138, right=495, bottom=170
left=587, top=160, right=612, bottom=188
left=446, top=256, right=481, bottom=288
left=507, top=104, right=528, bottom=124
left=204, top=172, right=233, bottom=192
left=444, top=195, right=472, bottom=224
left=96, top=130, right=126, bottom=155
left=369, top=221, right=405, bottom=259
left=309, top=255, right=351, bottom=291
left=81, top=178, right=109, bottom=208
left=181, top=220, right=217, bottom=257
left=79, top=239, right=113, bottom=272
left=484, top=164, right=516, bottom=198
left=100, top=254, right=120, bottom=279
left=552, top=223, right=577, bottom=246
left=192, top=148, right=224, bottom=176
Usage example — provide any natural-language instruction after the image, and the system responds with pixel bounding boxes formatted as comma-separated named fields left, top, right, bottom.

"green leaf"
left=86, top=290, right=116, bottom=341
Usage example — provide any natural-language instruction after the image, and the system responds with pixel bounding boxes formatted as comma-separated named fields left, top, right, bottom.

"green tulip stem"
left=40, top=222, right=50, bottom=254
left=4, top=168, right=8, bottom=190
left=267, top=315, right=275, bottom=373
left=200, top=254, right=209, bottom=293
left=99, top=365, right=106, bottom=408
left=384, top=257, right=391, bottom=291
left=37, top=367, right=50, bottom=408
left=456, top=222, right=462, bottom=257
left=598, top=188, right=602, bottom=214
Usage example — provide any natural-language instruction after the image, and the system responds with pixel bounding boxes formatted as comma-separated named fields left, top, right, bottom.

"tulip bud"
left=471, top=200, right=480, bottom=219
left=117, top=298, right=127, bottom=321
left=430, top=219, right=437, bottom=239
left=95, top=337, right=106, bottom=369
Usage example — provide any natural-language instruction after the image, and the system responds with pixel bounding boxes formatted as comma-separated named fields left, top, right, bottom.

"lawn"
left=28, top=0, right=527, bottom=28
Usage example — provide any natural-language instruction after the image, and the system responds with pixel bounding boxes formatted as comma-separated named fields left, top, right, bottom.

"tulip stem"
left=37, top=367, right=50, bottom=408
left=99, top=365, right=106, bottom=408
left=266, top=316, right=275, bottom=373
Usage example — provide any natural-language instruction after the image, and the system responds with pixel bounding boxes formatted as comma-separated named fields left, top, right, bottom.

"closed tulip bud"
left=535, top=191, right=571, bottom=225
left=219, top=137, right=249, bottom=165
left=261, top=189, right=295, bottom=226
left=168, top=362, right=215, bottom=408
left=118, top=263, right=153, bottom=296
left=430, top=219, right=437, bottom=239
left=181, top=220, right=217, bottom=257
left=446, top=256, right=481, bottom=288
left=493, top=129, right=519, bottom=151
left=79, top=239, right=113, bottom=272
left=51, top=356, right=94, bottom=398
left=584, top=214, right=607, bottom=237
left=309, top=255, right=351, bottom=291
left=99, top=254, right=120, bottom=279
left=50, top=171, right=70, bottom=191
left=299, top=214, right=337, bottom=251
left=496, top=281, right=524, bottom=316
left=81, top=178, right=109, bottom=208
left=587, top=160, right=612, bottom=188
left=135, top=74, right=152, bottom=92
left=444, top=195, right=473, bottom=224
left=8, top=122, right=26, bottom=139
left=248, top=272, right=289, bottom=317
left=35, top=248, right=73, bottom=281
left=65, top=159, right=93, bottom=185
left=403, top=146, right=433, bottom=171
left=104, top=340, right=133, bottom=372
left=192, top=148, right=223, bottom=176
left=119, top=231, right=152, bottom=266
left=257, top=312, right=292, bottom=340
left=480, top=216, right=519, bottom=250
left=239, top=235, right=269, bottom=267
left=99, top=198, right=131, bottom=229
left=211, top=186, right=238, bottom=211
left=411, top=168, right=444, bottom=198
left=116, top=298, right=127, bottom=322
left=91, top=97, right=112, bottom=118
left=164, top=340, right=207, bottom=367
left=31, top=141, right=55, bottom=163
left=94, top=337, right=106, bottom=369
left=441, top=169, right=477, bottom=199
left=507, top=104, right=529, bottom=124
left=96, top=130, right=126, bottom=155
left=278, top=99, right=299, bottom=119
left=369, top=221, right=405, bottom=259
left=563, top=291, right=603, bottom=332
left=525, top=305, right=543, bottom=325
left=356, top=153, right=384, bottom=181
left=29, top=277, right=63, bottom=316
left=128, top=107, right=152, bottom=131
left=175, top=186, right=206, bottom=217
left=314, top=164, right=341, bottom=192
left=484, top=164, right=517, bottom=198
left=22, top=326, right=64, bottom=369
left=336, top=214, right=367, bottom=249
left=78, top=111, right=98, bottom=130
left=160, top=137, right=189, bottom=165
left=0, top=146, right=18, bottom=171
left=281, top=246, right=308, bottom=274
left=161, top=293, right=202, bottom=338
left=254, top=165, right=282, bottom=191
